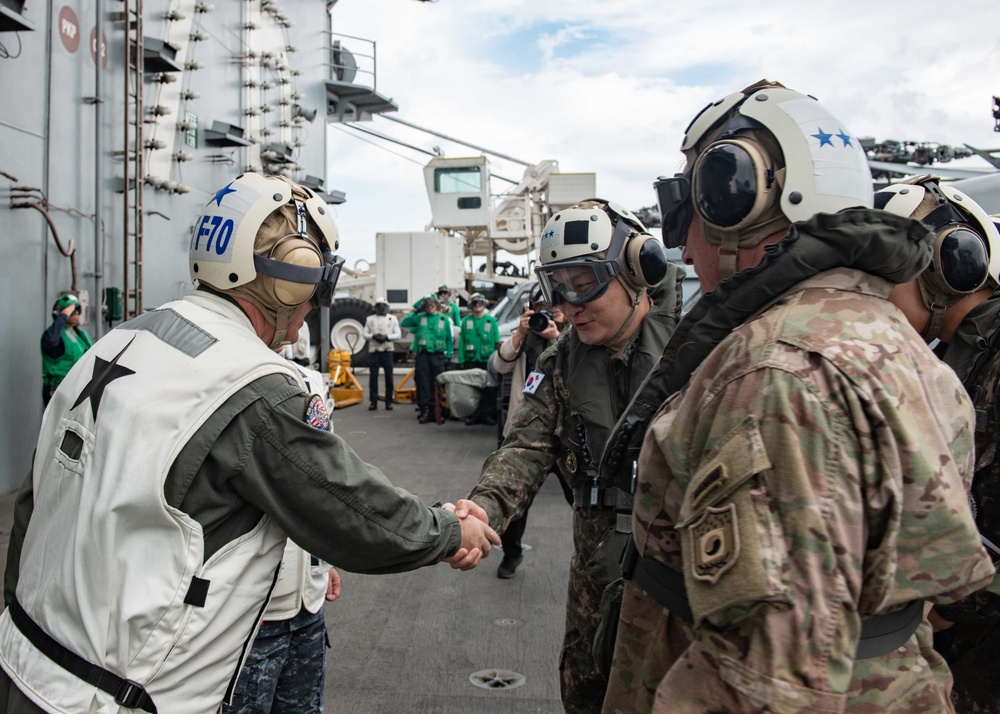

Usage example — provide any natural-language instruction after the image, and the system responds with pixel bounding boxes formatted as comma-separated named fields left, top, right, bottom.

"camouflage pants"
left=223, top=605, right=329, bottom=714
left=561, top=507, right=617, bottom=714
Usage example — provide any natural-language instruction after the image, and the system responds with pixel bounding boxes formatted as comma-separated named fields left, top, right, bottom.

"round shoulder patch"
left=305, top=393, right=331, bottom=432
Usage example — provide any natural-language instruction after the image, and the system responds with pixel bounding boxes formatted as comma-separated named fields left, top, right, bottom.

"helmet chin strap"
left=268, top=303, right=300, bottom=350
left=606, top=276, right=646, bottom=350
left=916, top=275, right=950, bottom=344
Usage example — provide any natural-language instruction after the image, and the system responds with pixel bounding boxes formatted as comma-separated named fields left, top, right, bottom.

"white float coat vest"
left=0, top=293, right=304, bottom=713
left=265, top=366, right=332, bottom=621
left=265, top=541, right=331, bottom=621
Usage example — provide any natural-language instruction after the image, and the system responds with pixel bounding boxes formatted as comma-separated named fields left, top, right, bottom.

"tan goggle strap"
left=916, top=276, right=950, bottom=343
left=717, top=233, right=741, bottom=281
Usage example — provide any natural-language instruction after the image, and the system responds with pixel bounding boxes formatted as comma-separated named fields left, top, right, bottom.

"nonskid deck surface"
left=0, top=382, right=573, bottom=713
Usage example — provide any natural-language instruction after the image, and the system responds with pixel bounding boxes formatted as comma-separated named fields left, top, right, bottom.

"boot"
left=418, top=409, right=431, bottom=424
left=368, top=403, right=378, bottom=411
left=385, top=401, right=393, bottom=410
left=497, top=553, right=523, bottom=579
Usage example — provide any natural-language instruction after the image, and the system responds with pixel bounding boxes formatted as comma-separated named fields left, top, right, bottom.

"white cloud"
left=327, top=0, right=1000, bottom=265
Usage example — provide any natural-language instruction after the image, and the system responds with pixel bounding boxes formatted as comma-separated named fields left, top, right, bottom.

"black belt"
left=621, top=538, right=924, bottom=659
left=8, top=598, right=158, bottom=712
left=572, top=485, right=632, bottom=511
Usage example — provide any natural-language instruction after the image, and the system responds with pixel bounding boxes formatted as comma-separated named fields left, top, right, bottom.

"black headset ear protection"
left=692, top=134, right=776, bottom=236
left=622, top=232, right=669, bottom=289
left=921, top=182, right=991, bottom=297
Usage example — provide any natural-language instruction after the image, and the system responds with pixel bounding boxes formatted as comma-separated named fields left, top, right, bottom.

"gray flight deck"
left=0, top=382, right=574, bottom=713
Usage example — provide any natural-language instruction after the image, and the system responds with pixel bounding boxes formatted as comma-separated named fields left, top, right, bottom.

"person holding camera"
left=363, top=297, right=401, bottom=410
left=40, top=292, right=92, bottom=407
left=493, top=290, right=564, bottom=438
left=489, top=290, right=565, bottom=578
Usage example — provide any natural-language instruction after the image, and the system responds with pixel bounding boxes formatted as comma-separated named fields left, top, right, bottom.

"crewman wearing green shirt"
left=457, top=292, right=500, bottom=425
left=40, top=293, right=93, bottom=406
left=401, top=295, right=453, bottom=423
left=436, top=284, right=461, bottom=327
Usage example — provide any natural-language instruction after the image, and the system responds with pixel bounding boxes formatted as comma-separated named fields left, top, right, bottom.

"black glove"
left=373, top=334, right=388, bottom=343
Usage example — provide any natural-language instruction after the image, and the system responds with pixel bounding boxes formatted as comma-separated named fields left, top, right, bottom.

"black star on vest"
left=71, top=338, right=136, bottom=420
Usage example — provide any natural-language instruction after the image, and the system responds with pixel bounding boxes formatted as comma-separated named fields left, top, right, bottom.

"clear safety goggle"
left=534, top=207, right=638, bottom=305
left=535, top=259, right=622, bottom=305
left=654, top=173, right=693, bottom=249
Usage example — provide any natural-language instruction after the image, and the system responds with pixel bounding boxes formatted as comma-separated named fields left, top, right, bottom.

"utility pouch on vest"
left=592, top=577, right=624, bottom=680
left=587, top=528, right=631, bottom=590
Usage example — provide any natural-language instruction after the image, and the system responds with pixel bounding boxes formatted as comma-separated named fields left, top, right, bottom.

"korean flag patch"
left=522, top=371, right=545, bottom=395
left=305, top=394, right=331, bottom=432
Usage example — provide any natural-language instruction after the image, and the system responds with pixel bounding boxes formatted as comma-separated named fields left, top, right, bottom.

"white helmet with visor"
left=535, top=199, right=667, bottom=306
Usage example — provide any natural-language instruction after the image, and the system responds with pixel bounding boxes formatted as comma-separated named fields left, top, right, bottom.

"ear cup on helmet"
left=267, top=237, right=323, bottom=306
left=927, top=226, right=990, bottom=295
left=623, top=234, right=669, bottom=288
left=692, top=137, right=773, bottom=237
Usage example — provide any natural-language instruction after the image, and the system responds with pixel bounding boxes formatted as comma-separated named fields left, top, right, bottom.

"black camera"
left=528, top=309, right=556, bottom=333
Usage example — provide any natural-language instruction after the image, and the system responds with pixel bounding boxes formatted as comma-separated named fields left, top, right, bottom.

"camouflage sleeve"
left=644, top=362, right=991, bottom=712
left=468, top=352, right=561, bottom=534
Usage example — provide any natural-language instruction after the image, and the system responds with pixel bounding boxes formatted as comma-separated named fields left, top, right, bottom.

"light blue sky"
left=326, top=0, right=1000, bottom=267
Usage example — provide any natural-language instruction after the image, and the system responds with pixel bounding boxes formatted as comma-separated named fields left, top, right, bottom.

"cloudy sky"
left=324, top=0, right=1000, bottom=267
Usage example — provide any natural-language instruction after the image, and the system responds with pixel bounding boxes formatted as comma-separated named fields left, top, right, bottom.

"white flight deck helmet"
left=535, top=198, right=668, bottom=345
left=655, top=79, right=874, bottom=280
left=875, top=174, right=1000, bottom=342
left=190, top=173, right=343, bottom=348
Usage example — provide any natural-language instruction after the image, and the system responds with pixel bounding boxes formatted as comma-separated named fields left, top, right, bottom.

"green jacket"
left=442, top=301, right=461, bottom=327
left=457, top=312, right=499, bottom=365
left=401, top=311, right=453, bottom=357
left=40, top=325, right=93, bottom=387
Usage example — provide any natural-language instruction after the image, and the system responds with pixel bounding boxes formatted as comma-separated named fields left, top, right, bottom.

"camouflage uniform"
left=603, top=212, right=995, bottom=714
left=470, top=269, right=683, bottom=713
left=934, top=289, right=1000, bottom=713
left=222, top=606, right=328, bottom=714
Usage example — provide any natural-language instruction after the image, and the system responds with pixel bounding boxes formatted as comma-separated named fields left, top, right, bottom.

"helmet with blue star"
left=654, top=79, right=873, bottom=279
left=190, top=174, right=344, bottom=347
left=534, top=198, right=667, bottom=306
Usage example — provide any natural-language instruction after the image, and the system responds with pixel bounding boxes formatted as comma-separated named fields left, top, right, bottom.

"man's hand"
left=537, top=316, right=559, bottom=341
left=326, top=568, right=341, bottom=602
left=442, top=502, right=500, bottom=571
left=516, top=310, right=533, bottom=337
left=451, top=499, right=491, bottom=525
left=60, top=305, right=77, bottom=317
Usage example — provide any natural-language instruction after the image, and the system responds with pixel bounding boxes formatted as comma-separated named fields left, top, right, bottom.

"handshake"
left=441, top=500, right=500, bottom=571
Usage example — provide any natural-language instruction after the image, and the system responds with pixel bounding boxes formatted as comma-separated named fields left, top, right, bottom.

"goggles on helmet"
left=311, top=252, right=345, bottom=308
left=654, top=174, right=693, bottom=249
left=534, top=212, right=635, bottom=305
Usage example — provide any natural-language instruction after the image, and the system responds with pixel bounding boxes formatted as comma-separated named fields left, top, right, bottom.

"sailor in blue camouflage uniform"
left=224, top=368, right=341, bottom=714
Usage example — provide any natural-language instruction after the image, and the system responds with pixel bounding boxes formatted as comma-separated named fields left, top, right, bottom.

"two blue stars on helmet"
left=812, top=127, right=853, bottom=148
left=542, top=229, right=555, bottom=240
left=212, top=181, right=238, bottom=207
